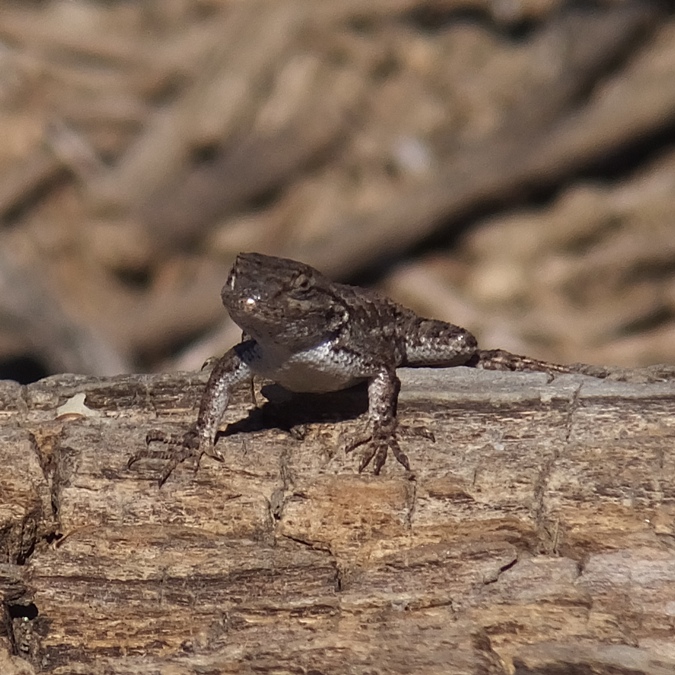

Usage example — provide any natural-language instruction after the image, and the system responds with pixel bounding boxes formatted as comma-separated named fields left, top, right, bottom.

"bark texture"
left=1, top=366, right=675, bottom=674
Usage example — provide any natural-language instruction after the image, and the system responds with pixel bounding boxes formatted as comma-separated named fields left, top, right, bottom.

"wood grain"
left=1, top=367, right=674, bottom=673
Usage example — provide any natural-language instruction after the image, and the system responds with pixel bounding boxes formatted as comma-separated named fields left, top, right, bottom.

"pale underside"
left=243, top=339, right=368, bottom=393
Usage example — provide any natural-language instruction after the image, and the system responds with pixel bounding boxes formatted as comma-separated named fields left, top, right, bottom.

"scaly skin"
left=129, top=252, right=609, bottom=484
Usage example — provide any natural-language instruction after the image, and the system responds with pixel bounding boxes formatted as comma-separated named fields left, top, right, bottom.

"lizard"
left=129, top=252, right=610, bottom=485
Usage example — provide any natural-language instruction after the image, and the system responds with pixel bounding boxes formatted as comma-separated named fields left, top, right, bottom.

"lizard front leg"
left=129, top=341, right=254, bottom=485
left=344, top=368, right=410, bottom=474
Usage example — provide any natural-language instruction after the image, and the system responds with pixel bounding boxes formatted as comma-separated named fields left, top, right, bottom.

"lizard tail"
left=466, top=349, right=611, bottom=379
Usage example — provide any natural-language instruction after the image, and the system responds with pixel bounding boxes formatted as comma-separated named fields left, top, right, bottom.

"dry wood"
left=297, top=5, right=669, bottom=277
left=1, top=1, right=674, bottom=377
left=138, top=61, right=364, bottom=250
left=0, top=150, right=64, bottom=221
left=121, top=2, right=666, bottom=270
left=1, top=366, right=674, bottom=673
left=87, top=1, right=307, bottom=214
left=0, top=244, right=130, bottom=376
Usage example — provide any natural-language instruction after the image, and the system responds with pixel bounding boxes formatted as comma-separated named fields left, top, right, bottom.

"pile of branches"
left=0, top=0, right=673, bottom=379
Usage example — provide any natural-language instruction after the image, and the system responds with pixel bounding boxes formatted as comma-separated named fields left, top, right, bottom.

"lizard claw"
left=207, top=444, right=226, bottom=462
left=128, top=426, right=205, bottom=486
left=343, top=425, right=410, bottom=475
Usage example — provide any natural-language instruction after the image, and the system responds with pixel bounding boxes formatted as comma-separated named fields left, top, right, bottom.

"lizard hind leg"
left=343, top=369, right=410, bottom=474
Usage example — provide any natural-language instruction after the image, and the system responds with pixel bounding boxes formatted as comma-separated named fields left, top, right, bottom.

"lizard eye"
left=292, top=273, right=312, bottom=292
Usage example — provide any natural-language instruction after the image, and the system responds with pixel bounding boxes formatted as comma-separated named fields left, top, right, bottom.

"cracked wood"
left=0, top=367, right=675, bottom=674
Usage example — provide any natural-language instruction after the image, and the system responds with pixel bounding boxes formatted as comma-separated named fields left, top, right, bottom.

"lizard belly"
left=246, top=341, right=364, bottom=393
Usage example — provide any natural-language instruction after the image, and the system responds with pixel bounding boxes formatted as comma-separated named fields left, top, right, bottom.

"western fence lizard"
left=129, top=252, right=609, bottom=484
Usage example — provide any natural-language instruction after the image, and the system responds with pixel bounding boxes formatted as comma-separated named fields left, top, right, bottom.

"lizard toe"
left=129, top=425, right=203, bottom=485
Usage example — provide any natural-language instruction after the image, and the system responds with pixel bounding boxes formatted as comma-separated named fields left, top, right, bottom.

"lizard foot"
left=128, top=427, right=214, bottom=486
left=343, top=425, right=410, bottom=475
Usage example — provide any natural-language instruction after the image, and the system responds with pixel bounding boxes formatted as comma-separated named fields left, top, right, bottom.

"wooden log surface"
left=1, top=366, right=675, bottom=674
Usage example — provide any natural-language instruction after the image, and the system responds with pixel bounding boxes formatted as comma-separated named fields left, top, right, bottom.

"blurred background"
left=0, top=0, right=674, bottom=383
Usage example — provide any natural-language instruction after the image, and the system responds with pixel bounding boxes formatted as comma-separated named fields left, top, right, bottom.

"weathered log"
left=1, top=366, right=674, bottom=673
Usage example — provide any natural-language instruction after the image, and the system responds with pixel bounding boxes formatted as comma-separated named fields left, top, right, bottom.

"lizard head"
left=221, top=252, right=348, bottom=349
